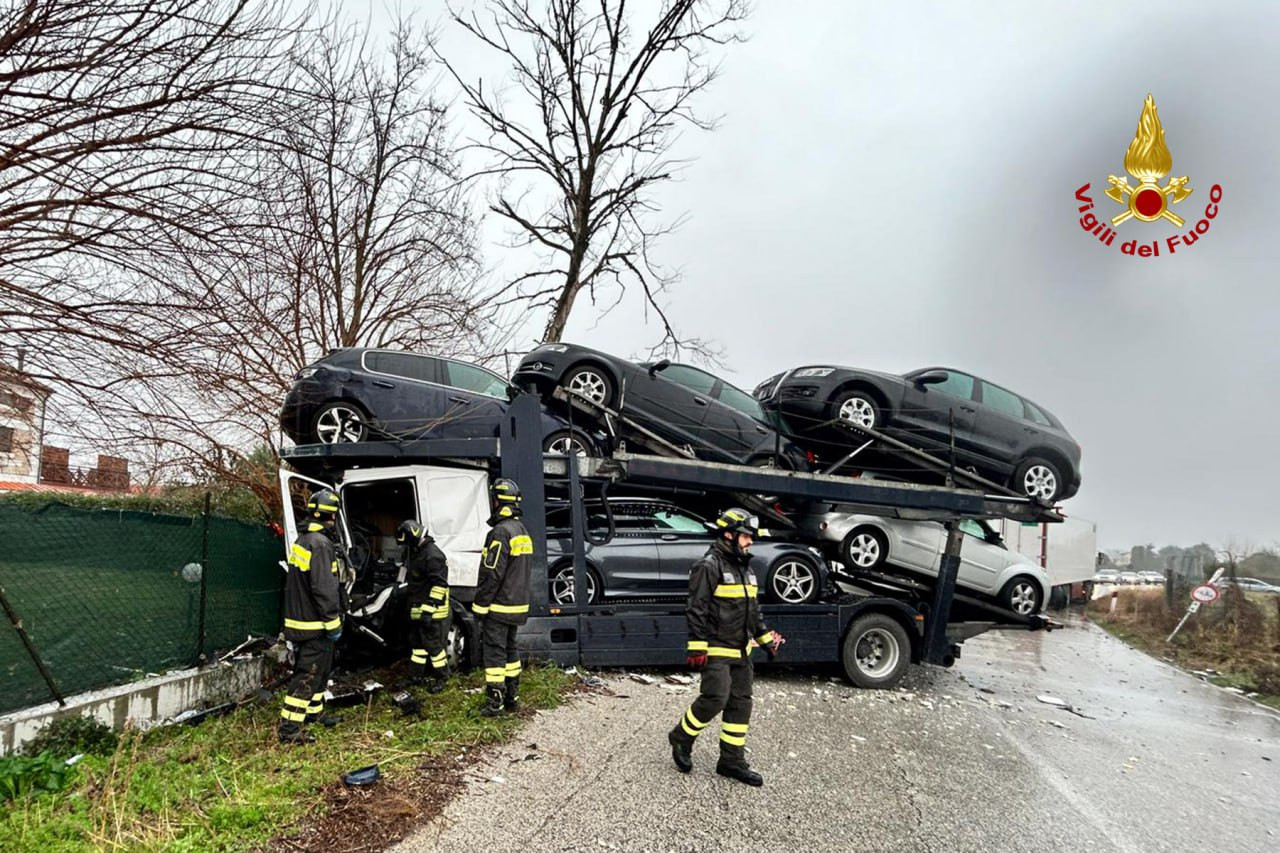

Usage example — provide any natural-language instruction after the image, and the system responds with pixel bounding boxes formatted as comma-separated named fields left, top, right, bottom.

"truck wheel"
left=840, top=612, right=911, bottom=689
left=447, top=601, right=476, bottom=672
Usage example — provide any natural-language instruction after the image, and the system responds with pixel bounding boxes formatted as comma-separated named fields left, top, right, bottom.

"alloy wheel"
left=315, top=405, right=366, bottom=443
left=770, top=559, right=816, bottom=604
left=838, top=396, right=876, bottom=428
left=550, top=565, right=596, bottom=605
left=1022, top=465, right=1058, bottom=500
left=1007, top=581, right=1039, bottom=615
left=546, top=434, right=589, bottom=457
left=846, top=532, right=882, bottom=568
left=567, top=370, right=609, bottom=405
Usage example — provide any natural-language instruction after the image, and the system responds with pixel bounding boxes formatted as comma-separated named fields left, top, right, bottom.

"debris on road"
left=630, top=674, right=657, bottom=685
left=664, top=674, right=694, bottom=685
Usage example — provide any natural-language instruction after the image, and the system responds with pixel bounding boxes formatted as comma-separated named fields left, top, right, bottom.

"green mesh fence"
left=0, top=502, right=283, bottom=715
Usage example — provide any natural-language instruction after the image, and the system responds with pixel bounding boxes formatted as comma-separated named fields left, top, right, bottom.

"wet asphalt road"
left=395, top=615, right=1279, bottom=852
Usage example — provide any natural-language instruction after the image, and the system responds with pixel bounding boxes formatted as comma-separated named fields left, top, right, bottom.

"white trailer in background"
left=991, top=516, right=1098, bottom=606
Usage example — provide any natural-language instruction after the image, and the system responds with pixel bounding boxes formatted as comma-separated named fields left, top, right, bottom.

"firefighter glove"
left=686, top=652, right=707, bottom=671
left=766, top=632, right=785, bottom=659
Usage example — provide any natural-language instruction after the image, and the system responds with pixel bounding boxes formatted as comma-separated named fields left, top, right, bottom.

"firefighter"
left=278, top=488, right=345, bottom=744
left=397, top=518, right=452, bottom=693
left=668, top=508, right=784, bottom=786
left=472, top=477, right=533, bottom=717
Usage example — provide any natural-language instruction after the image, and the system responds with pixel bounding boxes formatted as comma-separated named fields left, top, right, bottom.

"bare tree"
left=440, top=0, right=748, bottom=353
left=55, top=15, right=491, bottom=512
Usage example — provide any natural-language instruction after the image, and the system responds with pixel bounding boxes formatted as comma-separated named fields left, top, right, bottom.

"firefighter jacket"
left=472, top=513, right=533, bottom=625
left=685, top=539, right=776, bottom=660
left=406, top=536, right=450, bottom=621
left=284, top=522, right=343, bottom=642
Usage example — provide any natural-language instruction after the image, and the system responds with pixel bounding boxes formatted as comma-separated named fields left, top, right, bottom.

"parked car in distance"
left=1137, top=571, right=1166, bottom=585
left=754, top=365, right=1081, bottom=503
left=793, top=506, right=1051, bottom=615
left=1118, top=572, right=1141, bottom=585
left=544, top=498, right=828, bottom=605
left=1212, top=576, right=1280, bottom=594
left=1094, top=569, right=1120, bottom=584
left=280, top=348, right=597, bottom=455
left=514, top=342, right=811, bottom=469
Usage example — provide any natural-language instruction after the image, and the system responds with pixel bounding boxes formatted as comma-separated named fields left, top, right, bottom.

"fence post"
left=197, top=492, right=211, bottom=666
left=0, top=585, right=66, bottom=707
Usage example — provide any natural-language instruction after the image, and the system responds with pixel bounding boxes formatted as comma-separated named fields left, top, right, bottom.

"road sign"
left=1191, top=584, right=1219, bottom=604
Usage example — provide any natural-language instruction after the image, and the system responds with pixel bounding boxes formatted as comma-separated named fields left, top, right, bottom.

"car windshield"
left=652, top=508, right=707, bottom=533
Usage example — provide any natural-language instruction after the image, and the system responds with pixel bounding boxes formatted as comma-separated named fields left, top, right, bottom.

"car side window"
left=958, top=519, right=986, bottom=539
left=716, top=383, right=767, bottom=421
left=364, top=351, right=439, bottom=383
left=444, top=361, right=509, bottom=398
left=1023, top=399, right=1053, bottom=426
left=932, top=371, right=975, bottom=400
left=652, top=508, right=708, bottom=533
left=980, top=381, right=1024, bottom=419
left=658, top=365, right=718, bottom=396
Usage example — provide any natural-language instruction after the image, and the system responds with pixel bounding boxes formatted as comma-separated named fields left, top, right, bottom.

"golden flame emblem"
left=1105, top=94, right=1193, bottom=227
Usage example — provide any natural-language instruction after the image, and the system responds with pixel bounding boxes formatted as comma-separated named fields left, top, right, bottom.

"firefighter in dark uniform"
left=278, top=488, right=345, bottom=744
left=397, top=518, right=452, bottom=693
left=668, top=508, right=784, bottom=785
left=472, top=477, right=533, bottom=717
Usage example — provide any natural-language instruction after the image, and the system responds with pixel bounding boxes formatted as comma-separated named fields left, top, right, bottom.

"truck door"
left=277, top=469, right=353, bottom=576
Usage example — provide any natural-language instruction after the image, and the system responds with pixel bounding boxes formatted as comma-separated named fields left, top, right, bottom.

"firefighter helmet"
left=490, top=478, right=521, bottom=504
left=396, top=518, right=425, bottom=544
left=713, top=507, right=758, bottom=538
left=306, top=488, right=340, bottom=518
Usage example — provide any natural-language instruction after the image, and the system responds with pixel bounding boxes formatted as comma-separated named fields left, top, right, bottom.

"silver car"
left=794, top=508, right=1051, bottom=615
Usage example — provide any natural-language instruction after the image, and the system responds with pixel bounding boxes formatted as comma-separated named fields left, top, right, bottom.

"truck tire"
left=840, top=612, right=911, bottom=689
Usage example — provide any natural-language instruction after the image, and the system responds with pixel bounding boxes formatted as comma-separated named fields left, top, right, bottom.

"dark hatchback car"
left=280, top=348, right=596, bottom=454
left=514, top=343, right=811, bottom=469
left=754, top=365, right=1081, bottom=502
left=544, top=498, right=828, bottom=605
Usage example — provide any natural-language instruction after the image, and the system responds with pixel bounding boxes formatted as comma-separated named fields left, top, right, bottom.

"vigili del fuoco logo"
left=1075, top=94, right=1221, bottom=258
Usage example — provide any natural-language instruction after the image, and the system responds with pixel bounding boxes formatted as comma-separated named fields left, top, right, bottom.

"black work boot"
left=503, top=676, right=520, bottom=712
left=716, top=757, right=763, bottom=787
left=480, top=686, right=505, bottom=717
left=277, top=724, right=315, bottom=745
left=426, top=670, right=448, bottom=694
left=406, top=662, right=428, bottom=687
left=668, top=727, right=693, bottom=773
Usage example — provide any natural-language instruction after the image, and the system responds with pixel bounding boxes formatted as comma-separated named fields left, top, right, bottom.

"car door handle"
left=693, top=397, right=708, bottom=406
left=660, top=534, right=679, bottom=541
left=372, top=380, right=395, bottom=389
left=448, top=396, right=472, bottom=405
left=959, top=405, right=976, bottom=413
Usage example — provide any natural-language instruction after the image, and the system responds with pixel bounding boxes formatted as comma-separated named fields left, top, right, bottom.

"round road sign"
left=1190, top=584, right=1219, bottom=604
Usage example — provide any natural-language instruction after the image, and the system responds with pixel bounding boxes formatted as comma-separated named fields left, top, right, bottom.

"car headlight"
left=794, top=367, right=835, bottom=378
left=540, top=344, right=569, bottom=353
left=296, top=366, right=319, bottom=379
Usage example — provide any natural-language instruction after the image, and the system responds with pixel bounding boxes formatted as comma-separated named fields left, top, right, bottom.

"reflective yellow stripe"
left=289, top=544, right=312, bottom=571
left=489, top=602, right=529, bottom=615
left=687, top=640, right=708, bottom=652
left=323, top=617, right=340, bottom=631
left=756, top=631, right=775, bottom=646
left=472, top=603, right=490, bottom=615
left=484, top=666, right=506, bottom=684
left=482, top=541, right=503, bottom=569
left=720, top=731, right=747, bottom=747
left=430, top=586, right=449, bottom=598
left=504, top=661, right=522, bottom=676
left=280, top=708, right=307, bottom=722
left=722, top=722, right=749, bottom=734
left=714, top=584, right=758, bottom=598
left=410, top=606, right=425, bottom=619
left=431, top=609, right=449, bottom=620
left=284, top=695, right=310, bottom=709
left=684, top=708, right=708, bottom=730
left=509, top=535, right=533, bottom=556
left=430, top=651, right=448, bottom=667
left=410, top=650, right=428, bottom=664
left=285, top=618, right=324, bottom=630
left=707, top=646, right=742, bottom=659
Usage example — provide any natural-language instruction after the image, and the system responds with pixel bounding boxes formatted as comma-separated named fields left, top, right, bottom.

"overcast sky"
left=389, top=1, right=1280, bottom=551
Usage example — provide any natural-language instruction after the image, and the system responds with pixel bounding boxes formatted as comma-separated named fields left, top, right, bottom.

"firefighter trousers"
left=672, top=656, right=754, bottom=768
left=409, top=610, right=451, bottom=676
left=481, top=618, right=522, bottom=688
left=279, top=636, right=334, bottom=734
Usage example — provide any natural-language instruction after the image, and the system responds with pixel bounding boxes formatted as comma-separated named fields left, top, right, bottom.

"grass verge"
left=1088, top=587, right=1280, bottom=711
left=0, top=662, right=571, bottom=852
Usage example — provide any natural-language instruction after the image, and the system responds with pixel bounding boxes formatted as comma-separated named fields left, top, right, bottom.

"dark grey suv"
left=544, top=499, right=828, bottom=605
left=754, top=365, right=1081, bottom=502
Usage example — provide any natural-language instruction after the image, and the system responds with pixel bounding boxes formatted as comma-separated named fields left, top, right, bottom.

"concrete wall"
left=0, top=657, right=266, bottom=756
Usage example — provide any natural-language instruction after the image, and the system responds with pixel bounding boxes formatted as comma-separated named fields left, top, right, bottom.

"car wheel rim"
left=1008, top=582, right=1037, bottom=615
left=772, top=560, right=815, bottom=603
left=847, top=533, right=881, bottom=568
left=838, top=397, right=875, bottom=428
left=446, top=624, right=465, bottom=669
left=547, top=435, right=589, bottom=457
left=854, top=628, right=899, bottom=675
left=550, top=566, right=594, bottom=605
left=1022, top=465, right=1057, bottom=500
left=315, top=406, right=365, bottom=443
left=568, top=370, right=608, bottom=405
